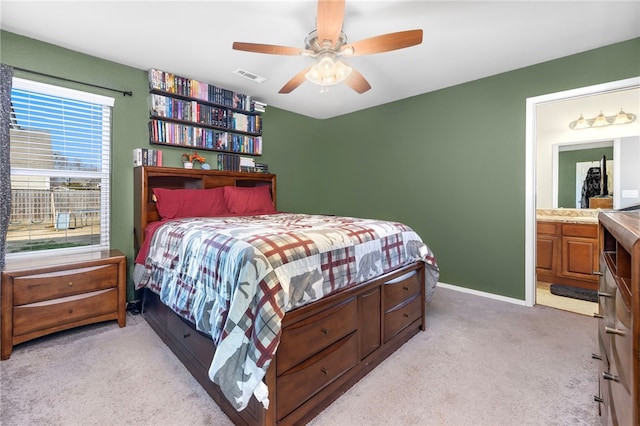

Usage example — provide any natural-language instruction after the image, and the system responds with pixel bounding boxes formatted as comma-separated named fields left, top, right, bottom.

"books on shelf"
left=149, top=93, right=262, bottom=134
left=238, top=158, right=270, bottom=174
left=133, top=148, right=163, bottom=167
left=254, top=162, right=269, bottom=173
left=251, top=100, right=267, bottom=113
left=217, top=153, right=240, bottom=172
left=215, top=153, right=269, bottom=173
left=148, top=68, right=265, bottom=113
left=147, top=68, right=265, bottom=158
left=148, top=120, right=262, bottom=155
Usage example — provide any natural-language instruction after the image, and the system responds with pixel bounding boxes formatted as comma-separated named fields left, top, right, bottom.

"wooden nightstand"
left=1, top=249, right=126, bottom=360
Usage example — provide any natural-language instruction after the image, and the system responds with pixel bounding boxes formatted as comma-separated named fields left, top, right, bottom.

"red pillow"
left=224, top=185, right=276, bottom=215
left=153, top=187, right=228, bottom=219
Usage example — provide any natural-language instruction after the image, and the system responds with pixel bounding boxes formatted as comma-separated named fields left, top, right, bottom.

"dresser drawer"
left=13, top=264, right=118, bottom=306
left=598, top=257, right=618, bottom=351
left=609, top=290, right=632, bottom=391
left=384, top=293, right=422, bottom=342
left=277, top=297, right=357, bottom=374
left=276, top=332, right=358, bottom=420
left=383, top=270, right=420, bottom=311
left=13, top=288, right=117, bottom=336
left=166, top=311, right=215, bottom=371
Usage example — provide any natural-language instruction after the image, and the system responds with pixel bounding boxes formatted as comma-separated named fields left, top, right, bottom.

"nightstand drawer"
left=13, top=288, right=118, bottom=337
left=13, top=264, right=118, bottom=306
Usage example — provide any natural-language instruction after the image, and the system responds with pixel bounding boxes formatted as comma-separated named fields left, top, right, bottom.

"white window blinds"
left=7, top=78, right=114, bottom=257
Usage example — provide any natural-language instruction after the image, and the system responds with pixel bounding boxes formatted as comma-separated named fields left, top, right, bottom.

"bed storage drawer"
left=166, top=312, right=215, bottom=371
left=383, top=270, right=420, bottom=310
left=277, top=297, right=357, bottom=374
left=276, top=332, right=358, bottom=420
left=384, top=293, right=422, bottom=342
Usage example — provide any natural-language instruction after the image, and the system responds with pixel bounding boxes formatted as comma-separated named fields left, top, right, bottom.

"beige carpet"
left=0, top=287, right=600, bottom=426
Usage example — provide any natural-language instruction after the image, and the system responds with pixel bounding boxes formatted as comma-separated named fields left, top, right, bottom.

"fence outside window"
left=7, top=187, right=102, bottom=253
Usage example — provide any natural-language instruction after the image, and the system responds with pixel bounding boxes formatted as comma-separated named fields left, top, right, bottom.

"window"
left=6, top=78, right=114, bottom=257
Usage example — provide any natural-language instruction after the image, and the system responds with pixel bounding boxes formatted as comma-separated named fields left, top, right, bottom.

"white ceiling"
left=1, top=1, right=639, bottom=119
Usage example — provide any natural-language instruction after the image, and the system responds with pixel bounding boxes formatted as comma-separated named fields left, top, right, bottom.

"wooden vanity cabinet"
left=595, top=211, right=639, bottom=426
left=536, top=222, right=561, bottom=276
left=536, top=221, right=599, bottom=290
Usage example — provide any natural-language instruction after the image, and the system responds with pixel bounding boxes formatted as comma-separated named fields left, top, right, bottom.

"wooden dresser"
left=595, top=211, right=639, bottom=426
left=1, top=249, right=127, bottom=360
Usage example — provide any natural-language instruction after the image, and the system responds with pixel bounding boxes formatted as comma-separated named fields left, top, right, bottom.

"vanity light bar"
left=569, top=109, right=637, bottom=130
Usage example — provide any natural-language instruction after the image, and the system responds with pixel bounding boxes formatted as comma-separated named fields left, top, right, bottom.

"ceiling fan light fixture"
left=305, top=56, right=352, bottom=88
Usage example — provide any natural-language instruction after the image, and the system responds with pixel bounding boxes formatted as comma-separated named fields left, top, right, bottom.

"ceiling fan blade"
left=316, top=0, right=345, bottom=47
left=344, top=68, right=371, bottom=94
left=341, top=29, right=423, bottom=56
left=279, top=66, right=312, bottom=94
left=232, top=42, right=303, bottom=56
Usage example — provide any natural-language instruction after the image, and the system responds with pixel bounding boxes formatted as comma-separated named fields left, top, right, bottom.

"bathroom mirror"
left=535, top=87, right=640, bottom=210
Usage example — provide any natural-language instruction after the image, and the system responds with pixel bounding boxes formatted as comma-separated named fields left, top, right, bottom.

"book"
left=133, top=148, right=163, bottom=167
left=133, top=148, right=143, bottom=167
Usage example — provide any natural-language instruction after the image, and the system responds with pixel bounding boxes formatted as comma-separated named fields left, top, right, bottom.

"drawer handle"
left=593, top=313, right=603, bottom=319
left=320, top=328, right=329, bottom=335
left=598, top=291, right=613, bottom=298
left=403, top=313, right=410, bottom=318
left=603, top=372, right=619, bottom=382
left=591, top=353, right=602, bottom=360
left=321, top=367, right=328, bottom=375
left=604, top=326, right=625, bottom=336
left=592, top=271, right=603, bottom=276
left=594, top=396, right=604, bottom=403
left=183, top=333, right=191, bottom=339
left=68, top=281, right=73, bottom=286
left=403, top=285, right=410, bottom=291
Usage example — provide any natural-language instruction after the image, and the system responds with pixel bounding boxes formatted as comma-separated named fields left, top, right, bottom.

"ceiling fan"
left=232, top=0, right=423, bottom=94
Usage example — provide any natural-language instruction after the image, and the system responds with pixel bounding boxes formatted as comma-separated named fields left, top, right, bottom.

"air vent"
left=233, top=69, right=267, bottom=83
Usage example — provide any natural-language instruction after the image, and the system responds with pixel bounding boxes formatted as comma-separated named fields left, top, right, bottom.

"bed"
left=133, top=166, right=439, bottom=425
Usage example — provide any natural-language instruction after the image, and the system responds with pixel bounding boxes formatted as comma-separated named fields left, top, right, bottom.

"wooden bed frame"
left=133, top=166, right=427, bottom=425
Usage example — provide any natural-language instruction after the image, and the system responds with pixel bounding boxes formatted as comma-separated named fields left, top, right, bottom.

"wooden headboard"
left=133, top=166, right=276, bottom=252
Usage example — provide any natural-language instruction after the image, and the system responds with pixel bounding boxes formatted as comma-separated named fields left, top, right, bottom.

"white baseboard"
left=436, top=282, right=529, bottom=307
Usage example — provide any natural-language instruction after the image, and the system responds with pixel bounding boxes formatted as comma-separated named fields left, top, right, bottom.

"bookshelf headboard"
left=133, top=166, right=276, bottom=252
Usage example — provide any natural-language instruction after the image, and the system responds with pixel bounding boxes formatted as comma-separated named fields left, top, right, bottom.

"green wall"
left=2, top=30, right=639, bottom=301
left=317, top=37, right=639, bottom=299
left=558, top=147, right=613, bottom=208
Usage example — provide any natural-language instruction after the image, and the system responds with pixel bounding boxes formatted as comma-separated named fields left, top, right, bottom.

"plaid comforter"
left=134, top=213, right=439, bottom=411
